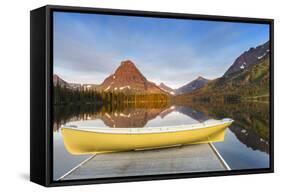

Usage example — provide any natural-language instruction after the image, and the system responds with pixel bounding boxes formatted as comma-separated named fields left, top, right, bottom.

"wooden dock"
left=59, top=143, right=230, bottom=180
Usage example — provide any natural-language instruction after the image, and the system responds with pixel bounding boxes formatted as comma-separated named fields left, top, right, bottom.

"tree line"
left=53, top=85, right=169, bottom=106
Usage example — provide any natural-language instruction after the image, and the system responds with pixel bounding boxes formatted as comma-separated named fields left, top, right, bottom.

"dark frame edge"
left=30, top=5, right=50, bottom=186
left=269, top=19, right=274, bottom=173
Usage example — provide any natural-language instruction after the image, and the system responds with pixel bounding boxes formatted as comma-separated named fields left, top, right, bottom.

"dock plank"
left=61, top=143, right=227, bottom=180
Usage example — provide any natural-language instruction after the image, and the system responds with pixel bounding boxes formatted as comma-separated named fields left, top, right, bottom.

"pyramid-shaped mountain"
left=98, top=60, right=167, bottom=94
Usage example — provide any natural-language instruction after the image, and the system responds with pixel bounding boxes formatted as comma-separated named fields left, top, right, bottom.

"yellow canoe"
left=61, top=118, right=233, bottom=155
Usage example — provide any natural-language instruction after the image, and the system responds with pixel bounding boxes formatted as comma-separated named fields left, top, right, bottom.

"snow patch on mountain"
left=258, top=53, right=267, bottom=59
left=105, top=86, right=111, bottom=91
left=120, top=85, right=131, bottom=90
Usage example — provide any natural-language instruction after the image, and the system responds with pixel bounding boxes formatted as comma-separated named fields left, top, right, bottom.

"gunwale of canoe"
left=61, top=118, right=233, bottom=135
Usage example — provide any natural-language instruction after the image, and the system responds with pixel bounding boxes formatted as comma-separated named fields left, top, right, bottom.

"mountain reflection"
left=53, top=104, right=170, bottom=130
left=53, top=101, right=269, bottom=154
left=97, top=107, right=169, bottom=128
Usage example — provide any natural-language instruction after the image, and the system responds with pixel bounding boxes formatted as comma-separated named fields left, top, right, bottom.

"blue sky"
left=54, top=11, right=269, bottom=88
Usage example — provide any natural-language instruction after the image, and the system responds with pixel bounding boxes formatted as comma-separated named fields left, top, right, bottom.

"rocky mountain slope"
left=224, top=41, right=269, bottom=76
left=190, top=55, right=270, bottom=99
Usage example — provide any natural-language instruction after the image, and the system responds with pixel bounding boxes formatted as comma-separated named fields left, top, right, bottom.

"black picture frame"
left=30, top=4, right=274, bottom=187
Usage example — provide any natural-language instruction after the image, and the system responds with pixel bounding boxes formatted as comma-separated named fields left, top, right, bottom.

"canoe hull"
left=61, top=122, right=232, bottom=155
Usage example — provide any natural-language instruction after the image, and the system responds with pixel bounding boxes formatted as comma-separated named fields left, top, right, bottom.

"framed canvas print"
left=30, top=5, right=274, bottom=187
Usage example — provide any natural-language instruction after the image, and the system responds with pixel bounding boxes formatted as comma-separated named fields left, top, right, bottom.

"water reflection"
left=185, top=101, right=269, bottom=154
left=53, top=101, right=269, bottom=179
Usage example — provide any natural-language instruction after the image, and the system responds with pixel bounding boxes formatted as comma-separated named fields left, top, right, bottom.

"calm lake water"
left=53, top=102, right=270, bottom=180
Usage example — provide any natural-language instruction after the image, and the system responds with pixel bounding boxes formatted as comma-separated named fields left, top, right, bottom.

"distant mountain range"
left=54, top=40, right=270, bottom=98
left=159, top=83, right=175, bottom=95
left=54, top=60, right=210, bottom=95
left=158, top=77, right=210, bottom=95
left=53, top=74, right=98, bottom=91
left=176, top=76, right=210, bottom=94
